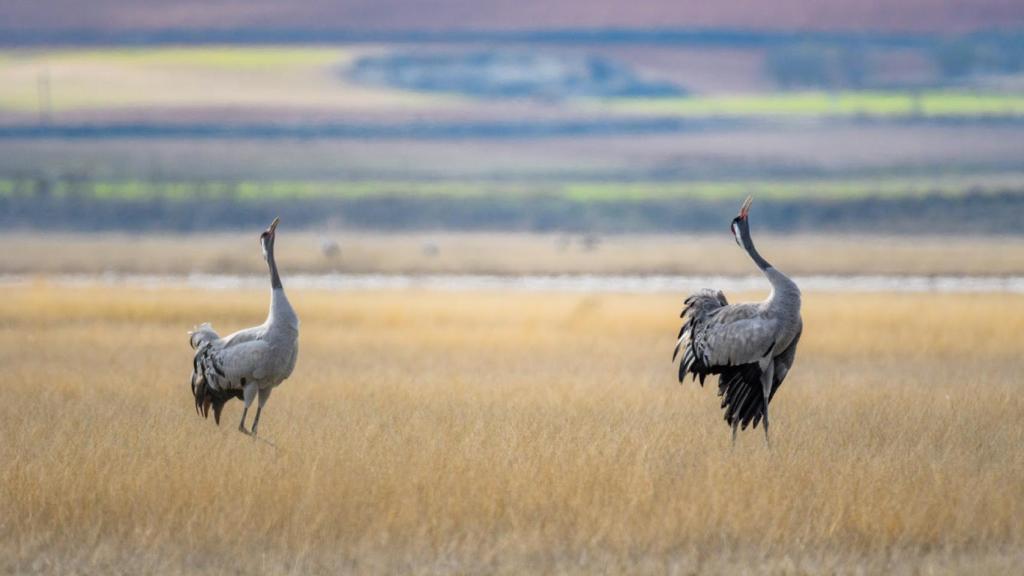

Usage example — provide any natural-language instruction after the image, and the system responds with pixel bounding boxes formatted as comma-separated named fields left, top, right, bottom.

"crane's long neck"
left=263, top=236, right=297, bottom=330
left=738, top=220, right=771, bottom=272
left=738, top=220, right=800, bottom=308
left=269, top=286, right=297, bottom=330
left=267, top=242, right=282, bottom=290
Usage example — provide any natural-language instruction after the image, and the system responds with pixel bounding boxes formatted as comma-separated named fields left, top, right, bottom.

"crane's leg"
left=250, top=387, right=273, bottom=438
left=238, top=381, right=258, bottom=435
left=761, top=360, right=775, bottom=448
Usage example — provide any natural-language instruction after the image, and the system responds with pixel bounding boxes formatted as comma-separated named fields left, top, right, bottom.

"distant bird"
left=580, top=234, right=601, bottom=252
left=320, top=238, right=340, bottom=259
left=189, top=217, right=299, bottom=437
left=421, top=242, right=440, bottom=257
left=673, top=197, right=802, bottom=445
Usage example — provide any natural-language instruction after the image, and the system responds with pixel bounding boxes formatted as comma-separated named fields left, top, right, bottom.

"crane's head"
left=730, top=195, right=753, bottom=248
left=260, top=217, right=280, bottom=260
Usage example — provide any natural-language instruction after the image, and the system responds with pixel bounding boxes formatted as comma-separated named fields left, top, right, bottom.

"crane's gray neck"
left=737, top=220, right=771, bottom=271
left=738, top=220, right=800, bottom=307
left=269, top=287, right=298, bottom=330
left=261, top=234, right=297, bottom=332
left=263, top=236, right=282, bottom=290
left=764, top=266, right=800, bottom=306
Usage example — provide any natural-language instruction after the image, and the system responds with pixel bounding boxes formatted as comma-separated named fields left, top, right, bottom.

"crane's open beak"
left=267, top=217, right=280, bottom=236
left=738, top=195, right=753, bottom=220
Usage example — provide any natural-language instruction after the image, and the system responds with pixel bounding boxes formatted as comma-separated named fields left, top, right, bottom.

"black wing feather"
left=675, top=290, right=801, bottom=432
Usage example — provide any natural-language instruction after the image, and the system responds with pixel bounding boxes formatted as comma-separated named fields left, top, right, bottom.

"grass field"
left=5, top=125, right=1024, bottom=185
left=3, top=172, right=1024, bottom=203
left=3, top=46, right=1024, bottom=120
left=599, top=91, right=1024, bottom=118
left=4, top=232, right=1024, bottom=276
left=0, top=46, right=453, bottom=114
left=1, top=284, right=1022, bottom=573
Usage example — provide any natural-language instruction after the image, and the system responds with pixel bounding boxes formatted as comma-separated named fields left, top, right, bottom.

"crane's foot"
left=238, top=424, right=252, bottom=436
left=250, top=403, right=265, bottom=439
left=762, top=404, right=771, bottom=449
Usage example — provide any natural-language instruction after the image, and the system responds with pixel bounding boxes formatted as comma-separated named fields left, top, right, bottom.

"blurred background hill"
left=5, top=0, right=1024, bottom=33
left=1, top=0, right=1023, bottom=233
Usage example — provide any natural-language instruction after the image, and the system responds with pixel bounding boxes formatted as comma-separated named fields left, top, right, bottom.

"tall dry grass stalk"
left=1, top=285, right=1022, bottom=574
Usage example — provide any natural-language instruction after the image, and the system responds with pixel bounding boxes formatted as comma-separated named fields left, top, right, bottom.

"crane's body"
left=190, top=218, right=299, bottom=436
left=674, top=197, right=802, bottom=444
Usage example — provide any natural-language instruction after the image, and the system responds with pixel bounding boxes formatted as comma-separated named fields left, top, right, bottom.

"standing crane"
left=189, top=217, right=299, bottom=437
left=673, top=197, right=802, bottom=445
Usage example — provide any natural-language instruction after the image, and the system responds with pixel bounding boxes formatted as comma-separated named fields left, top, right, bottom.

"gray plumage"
left=190, top=217, right=299, bottom=437
left=673, top=196, right=802, bottom=445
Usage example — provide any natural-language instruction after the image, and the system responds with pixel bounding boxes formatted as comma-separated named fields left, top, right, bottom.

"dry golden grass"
left=3, top=231, right=1024, bottom=276
left=2, top=284, right=1023, bottom=574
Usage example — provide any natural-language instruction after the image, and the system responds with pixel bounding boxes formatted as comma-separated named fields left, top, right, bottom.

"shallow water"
left=3, top=273, right=1024, bottom=293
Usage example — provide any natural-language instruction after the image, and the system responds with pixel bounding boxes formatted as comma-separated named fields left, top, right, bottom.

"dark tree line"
left=764, top=32, right=1024, bottom=88
left=2, top=191, right=1022, bottom=235
left=765, top=44, right=869, bottom=89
